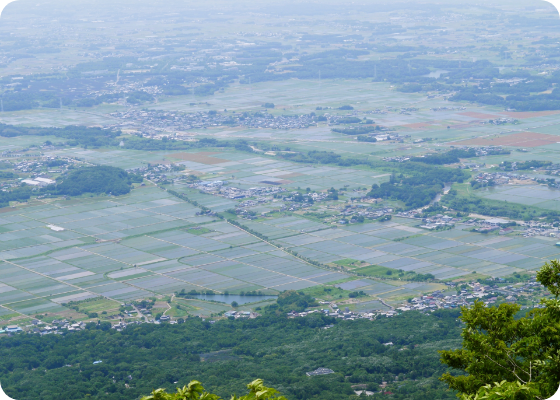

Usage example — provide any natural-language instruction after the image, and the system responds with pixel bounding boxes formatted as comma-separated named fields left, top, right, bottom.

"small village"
left=110, top=109, right=320, bottom=134
left=2, top=274, right=547, bottom=337
left=287, top=278, right=547, bottom=321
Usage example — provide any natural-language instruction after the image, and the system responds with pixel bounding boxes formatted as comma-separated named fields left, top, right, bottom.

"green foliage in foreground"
left=141, top=379, right=285, bottom=400
left=0, top=309, right=463, bottom=400
left=439, top=260, right=560, bottom=400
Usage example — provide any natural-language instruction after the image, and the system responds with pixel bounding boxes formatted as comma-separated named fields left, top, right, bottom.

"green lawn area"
left=354, top=264, right=398, bottom=278
left=166, top=304, right=191, bottom=317
left=184, top=226, right=213, bottom=235
left=302, top=284, right=359, bottom=302
left=0, top=313, right=20, bottom=324
left=72, top=298, right=121, bottom=314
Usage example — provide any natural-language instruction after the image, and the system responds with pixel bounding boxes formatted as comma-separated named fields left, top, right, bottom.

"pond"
left=187, top=294, right=278, bottom=305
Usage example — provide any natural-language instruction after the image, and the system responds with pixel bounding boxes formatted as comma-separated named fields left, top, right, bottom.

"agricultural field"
left=2, top=104, right=560, bottom=323
left=0, top=0, right=559, bottom=327
left=0, top=186, right=354, bottom=324
left=475, top=185, right=560, bottom=211
left=0, top=176, right=556, bottom=325
left=244, top=215, right=556, bottom=279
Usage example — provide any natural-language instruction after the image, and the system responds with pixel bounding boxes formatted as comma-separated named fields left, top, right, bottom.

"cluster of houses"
left=485, top=118, right=518, bottom=125
left=223, top=311, right=258, bottom=319
left=197, top=184, right=285, bottom=200
left=0, top=156, right=77, bottom=189
left=398, top=107, right=419, bottom=115
left=541, top=163, right=560, bottom=175
left=463, top=218, right=559, bottom=238
left=2, top=277, right=546, bottom=337
left=463, top=146, right=509, bottom=157
left=2, top=315, right=194, bottom=336
left=364, top=133, right=402, bottom=142
left=289, top=303, right=400, bottom=320
left=0, top=319, right=88, bottom=336
left=287, top=278, right=545, bottom=323
left=472, top=171, right=532, bottom=186
left=417, top=214, right=461, bottom=230
left=430, top=106, right=467, bottom=111
left=13, top=156, right=72, bottom=173
left=463, top=218, right=511, bottom=233
left=398, top=280, right=544, bottom=311
left=287, top=307, right=374, bottom=320
left=383, top=156, right=410, bottom=162
left=126, top=164, right=175, bottom=183
left=521, top=222, right=560, bottom=238
left=96, top=83, right=162, bottom=106
left=110, top=109, right=319, bottom=132
left=336, top=205, right=392, bottom=223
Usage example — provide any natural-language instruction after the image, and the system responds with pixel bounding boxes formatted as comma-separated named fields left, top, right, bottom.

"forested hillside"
left=0, top=311, right=462, bottom=400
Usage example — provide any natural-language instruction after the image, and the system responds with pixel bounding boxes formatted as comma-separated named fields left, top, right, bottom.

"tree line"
left=0, top=303, right=464, bottom=400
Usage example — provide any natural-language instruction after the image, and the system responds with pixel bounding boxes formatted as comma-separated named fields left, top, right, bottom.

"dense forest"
left=55, top=166, right=143, bottom=196
left=0, top=187, right=32, bottom=208
left=367, top=173, right=441, bottom=209
left=0, top=307, right=463, bottom=400
left=364, top=165, right=467, bottom=208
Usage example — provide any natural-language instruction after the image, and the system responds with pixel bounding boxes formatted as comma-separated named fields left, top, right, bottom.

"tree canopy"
left=0, top=306, right=463, bottom=400
left=439, top=260, right=560, bottom=399
left=56, top=166, right=140, bottom=196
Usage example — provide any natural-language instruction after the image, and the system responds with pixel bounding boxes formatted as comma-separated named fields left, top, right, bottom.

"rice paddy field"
left=475, top=185, right=560, bottom=211
left=0, top=187, right=354, bottom=320
left=242, top=215, right=557, bottom=283
left=2, top=130, right=560, bottom=322
left=1, top=55, right=560, bottom=322
left=1, top=176, right=557, bottom=322
left=2, top=111, right=560, bottom=323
